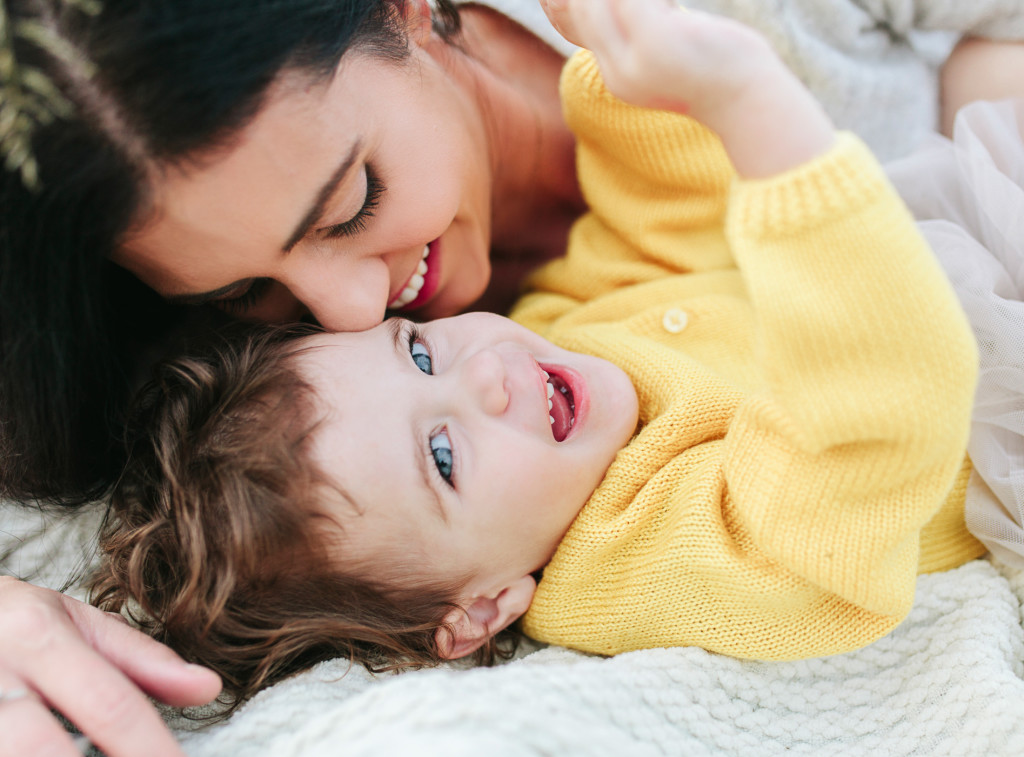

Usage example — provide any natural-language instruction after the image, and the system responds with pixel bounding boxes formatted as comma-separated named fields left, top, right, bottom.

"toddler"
left=91, top=1, right=984, bottom=705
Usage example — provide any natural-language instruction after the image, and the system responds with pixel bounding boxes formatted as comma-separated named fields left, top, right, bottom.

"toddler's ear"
left=435, top=575, right=537, bottom=660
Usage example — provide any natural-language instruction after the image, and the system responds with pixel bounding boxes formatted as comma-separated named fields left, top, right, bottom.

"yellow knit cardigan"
left=511, top=52, right=985, bottom=661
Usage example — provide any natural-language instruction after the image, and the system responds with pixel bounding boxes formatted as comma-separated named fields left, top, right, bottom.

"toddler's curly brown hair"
left=90, top=324, right=509, bottom=711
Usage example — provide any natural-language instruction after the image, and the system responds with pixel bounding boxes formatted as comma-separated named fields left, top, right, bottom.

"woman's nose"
left=282, top=263, right=390, bottom=332
left=458, top=349, right=509, bottom=417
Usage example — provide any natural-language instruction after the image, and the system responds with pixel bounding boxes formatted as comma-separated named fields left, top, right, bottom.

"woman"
left=1, top=0, right=582, bottom=504
left=5, top=0, right=1024, bottom=504
left=2, top=1, right=1023, bottom=754
left=2, top=2, right=580, bottom=754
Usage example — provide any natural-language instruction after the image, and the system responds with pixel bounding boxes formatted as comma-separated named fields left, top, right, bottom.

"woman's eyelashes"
left=321, top=166, right=385, bottom=240
left=405, top=324, right=456, bottom=488
left=215, top=277, right=272, bottom=314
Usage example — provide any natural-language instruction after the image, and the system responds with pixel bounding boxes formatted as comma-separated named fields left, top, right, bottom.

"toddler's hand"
left=537, top=0, right=582, bottom=48
left=541, top=0, right=777, bottom=118
left=540, top=0, right=835, bottom=177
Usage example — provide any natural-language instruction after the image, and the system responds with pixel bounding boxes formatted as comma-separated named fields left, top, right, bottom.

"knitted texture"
left=168, top=560, right=1024, bottom=757
left=512, top=52, right=984, bottom=661
left=4, top=503, right=1021, bottom=756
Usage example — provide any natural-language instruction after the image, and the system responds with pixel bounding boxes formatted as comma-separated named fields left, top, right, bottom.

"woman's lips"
left=389, top=240, right=441, bottom=311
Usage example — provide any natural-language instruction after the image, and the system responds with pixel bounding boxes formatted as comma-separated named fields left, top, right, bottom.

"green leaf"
left=1, top=0, right=104, bottom=190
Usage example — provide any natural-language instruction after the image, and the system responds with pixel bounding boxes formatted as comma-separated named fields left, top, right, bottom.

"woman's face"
left=115, top=31, right=494, bottom=330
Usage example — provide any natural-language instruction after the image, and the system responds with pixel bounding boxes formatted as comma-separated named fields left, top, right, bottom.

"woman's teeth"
left=391, top=245, right=430, bottom=309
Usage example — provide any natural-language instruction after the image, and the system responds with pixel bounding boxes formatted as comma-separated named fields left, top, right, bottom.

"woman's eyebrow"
left=282, top=139, right=363, bottom=252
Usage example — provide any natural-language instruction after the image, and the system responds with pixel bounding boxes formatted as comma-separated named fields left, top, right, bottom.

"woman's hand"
left=540, top=0, right=835, bottom=178
left=0, top=577, right=221, bottom=757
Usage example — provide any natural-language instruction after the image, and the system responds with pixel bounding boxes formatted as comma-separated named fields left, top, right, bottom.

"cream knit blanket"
left=6, top=502, right=1023, bottom=754
left=169, top=559, right=1024, bottom=756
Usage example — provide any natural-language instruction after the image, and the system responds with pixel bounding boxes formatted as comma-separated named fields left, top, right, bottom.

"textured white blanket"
left=9, top=499, right=1024, bottom=753
left=166, top=559, right=1024, bottom=757
left=9, top=503, right=1023, bottom=754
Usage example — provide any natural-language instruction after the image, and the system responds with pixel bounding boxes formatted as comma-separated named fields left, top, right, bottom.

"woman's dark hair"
left=0, top=0, right=461, bottom=504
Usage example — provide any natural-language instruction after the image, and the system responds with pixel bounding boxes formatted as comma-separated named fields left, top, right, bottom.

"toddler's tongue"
left=550, top=383, right=573, bottom=442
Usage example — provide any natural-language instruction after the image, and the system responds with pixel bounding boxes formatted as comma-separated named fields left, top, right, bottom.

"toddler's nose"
left=459, top=349, right=509, bottom=416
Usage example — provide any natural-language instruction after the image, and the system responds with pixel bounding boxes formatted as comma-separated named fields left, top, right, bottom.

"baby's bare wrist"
left=707, top=68, right=835, bottom=179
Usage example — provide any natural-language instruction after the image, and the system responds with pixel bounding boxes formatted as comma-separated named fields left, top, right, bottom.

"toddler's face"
left=296, top=312, right=639, bottom=599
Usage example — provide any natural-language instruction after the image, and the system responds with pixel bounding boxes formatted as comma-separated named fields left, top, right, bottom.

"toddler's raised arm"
left=516, top=1, right=844, bottom=321
left=519, top=3, right=980, bottom=659
left=540, top=0, right=834, bottom=177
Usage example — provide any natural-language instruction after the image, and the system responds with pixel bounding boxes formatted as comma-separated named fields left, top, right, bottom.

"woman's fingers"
left=0, top=579, right=215, bottom=757
left=63, top=594, right=222, bottom=708
left=0, top=682, right=88, bottom=757
left=22, top=638, right=188, bottom=757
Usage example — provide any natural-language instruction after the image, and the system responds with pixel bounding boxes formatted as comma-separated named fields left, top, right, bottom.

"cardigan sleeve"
left=719, top=133, right=977, bottom=621
left=512, top=52, right=738, bottom=333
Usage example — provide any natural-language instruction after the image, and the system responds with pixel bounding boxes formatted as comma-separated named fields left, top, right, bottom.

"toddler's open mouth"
left=541, top=368, right=575, bottom=442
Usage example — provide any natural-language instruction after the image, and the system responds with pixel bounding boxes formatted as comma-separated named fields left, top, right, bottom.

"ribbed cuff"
left=728, top=133, right=890, bottom=241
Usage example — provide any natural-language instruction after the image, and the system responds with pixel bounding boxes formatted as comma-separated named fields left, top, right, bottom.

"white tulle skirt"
left=887, top=98, right=1024, bottom=567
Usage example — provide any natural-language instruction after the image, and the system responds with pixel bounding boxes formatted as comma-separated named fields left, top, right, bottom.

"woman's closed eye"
left=321, top=166, right=385, bottom=240
left=213, top=277, right=273, bottom=314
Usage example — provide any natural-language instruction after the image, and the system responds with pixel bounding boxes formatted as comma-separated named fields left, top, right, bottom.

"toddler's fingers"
left=538, top=0, right=580, bottom=47
left=572, top=0, right=626, bottom=53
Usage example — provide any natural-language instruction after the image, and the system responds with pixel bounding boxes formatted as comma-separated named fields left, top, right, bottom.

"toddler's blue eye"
left=411, top=341, right=432, bottom=375
left=430, top=430, right=454, bottom=485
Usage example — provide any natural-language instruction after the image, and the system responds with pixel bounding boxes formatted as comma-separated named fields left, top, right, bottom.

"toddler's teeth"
left=546, top=381, right=554, bottom=398
left=549, top=414, right=555, bottom=425
left=548, top=398, right=553, bottom=410
left=410, top=273, right=425, bottom=290
left=418, top=260, right=428, bottom=275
